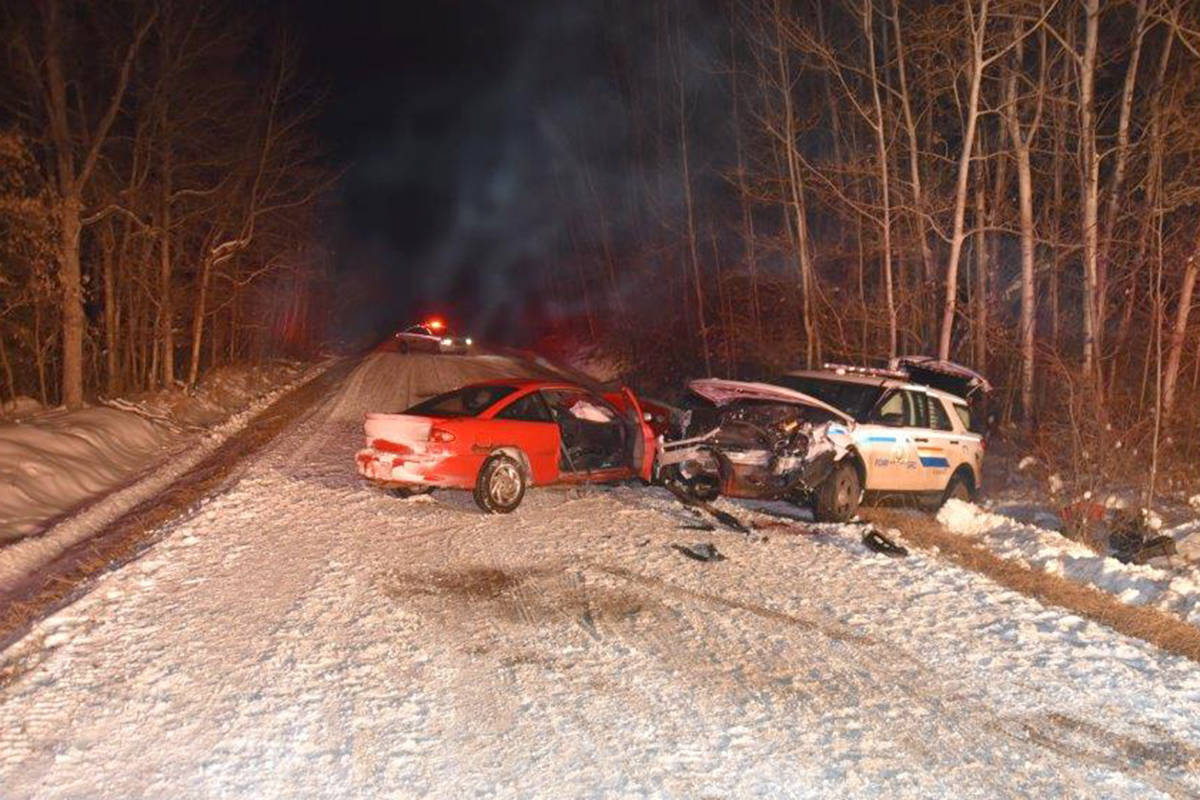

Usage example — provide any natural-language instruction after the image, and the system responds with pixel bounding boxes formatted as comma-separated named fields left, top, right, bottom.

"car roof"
left=782, top=369, right=969, bottom=403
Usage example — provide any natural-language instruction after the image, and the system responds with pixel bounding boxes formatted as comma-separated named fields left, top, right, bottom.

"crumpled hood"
left=687, top=379, right=855, bottom=425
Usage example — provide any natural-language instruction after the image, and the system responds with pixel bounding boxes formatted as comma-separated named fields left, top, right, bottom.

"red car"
left=356, top=379, right=655, bottom=512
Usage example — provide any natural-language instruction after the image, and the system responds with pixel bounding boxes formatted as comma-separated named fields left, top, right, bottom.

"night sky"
left=294, top=0, right=634, bottom=343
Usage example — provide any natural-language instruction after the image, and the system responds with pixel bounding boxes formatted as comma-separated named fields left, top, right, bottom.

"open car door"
left=603, top=386, right=656, bottom=482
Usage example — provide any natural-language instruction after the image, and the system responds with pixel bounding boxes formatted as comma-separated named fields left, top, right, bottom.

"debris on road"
left=862, top=528, right=908, bottom=558
left=671, top=542, right=726, bottom=562
left=663, top=479, right=751, bottom=534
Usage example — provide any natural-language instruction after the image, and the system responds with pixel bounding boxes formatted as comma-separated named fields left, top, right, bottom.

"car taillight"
left=429, top=427, right=456, bottom=443
left=372, top=439, right=412, bottom=455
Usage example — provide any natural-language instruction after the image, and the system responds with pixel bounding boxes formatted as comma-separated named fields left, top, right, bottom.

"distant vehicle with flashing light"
left=393, top=319, right=473, bottom=354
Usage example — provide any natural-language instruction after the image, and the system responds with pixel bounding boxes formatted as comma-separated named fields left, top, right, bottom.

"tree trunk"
left=774, top=0, right=818, bottom=367
left=58, top=194, right=85, bottom=407
left=1003, top=24, right=1044, bottom=427
left=158, top=101, right=175, bottom=389
left=187, top=254, right=215, bottom=387
left=675, top=12, right=711, bottom=376
left=100, top=221, right=119, bottom=396
left=938, top=0, right=989, bottom=360
left=972, top=167, right=988, bottom=372
left=1096, top=0, right=1147, bottom=346
left=1079, top=0, right=1101, bottom=381
left=1162, top=243, right=1200, bottom=419
left=890, top=0, right=936, bottom=339
left=864, top=0, right=897, bottom=358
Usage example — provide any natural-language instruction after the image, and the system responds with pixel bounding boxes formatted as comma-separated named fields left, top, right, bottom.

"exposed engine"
left=661, top=394, right=849, bottom=501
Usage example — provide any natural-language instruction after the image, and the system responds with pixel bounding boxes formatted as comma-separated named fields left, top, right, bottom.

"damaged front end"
left=658, top=379, right=855, bottom=502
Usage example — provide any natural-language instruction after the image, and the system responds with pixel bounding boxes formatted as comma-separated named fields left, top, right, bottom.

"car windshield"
left=404, top=325, right=432, bottom=336
left=770, top=375, right=884, bottom=422
left=406, top=385, right=517, bottom=417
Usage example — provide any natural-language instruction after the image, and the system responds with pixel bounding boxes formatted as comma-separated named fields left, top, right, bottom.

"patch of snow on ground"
left=938, top=499, right=1200, bottom=626
left=0, top=396, right=43, bottom=419
left=0, top=408, right=172, bottom=539
left=0, top=360, right=329, bottom=587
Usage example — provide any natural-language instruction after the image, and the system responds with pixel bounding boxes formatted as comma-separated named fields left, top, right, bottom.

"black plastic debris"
left=680, top=522, right=717, bottom=532
left=862, top=528, right=908, bottom=558
left=1132, top=535, right=1176, bottom=565
left=709, top=508, right=751, bottom=534
left=664, top=480, right=751, bottom=534
left=672, top=542, right=726, bottom=562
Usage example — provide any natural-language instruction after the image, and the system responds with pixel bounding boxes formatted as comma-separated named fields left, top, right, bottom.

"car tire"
left=684, top=473, right=721, bottom=502
left=661, top=464, right=720, bottom=501
left=940, top=472, right=972, bottom=507
left=813, top=459, right=861, bottom=523
left=473, top=454, right=526, bottom=514
left=388, top=486, right=432, bottom=499
left=399, top=341, right=410, bottom=354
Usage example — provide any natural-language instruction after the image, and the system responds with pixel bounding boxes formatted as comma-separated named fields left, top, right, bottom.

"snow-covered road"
left=2, top=352, right=1199, bottom=798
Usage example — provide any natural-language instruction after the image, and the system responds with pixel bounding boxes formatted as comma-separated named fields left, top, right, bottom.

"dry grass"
left=863, top=508, right=1200, bottom=664
left=0, top=359, right=356, bottom=654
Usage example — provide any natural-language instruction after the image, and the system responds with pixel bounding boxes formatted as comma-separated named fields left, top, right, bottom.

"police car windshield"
left=771, top=376, right=884, bottom=422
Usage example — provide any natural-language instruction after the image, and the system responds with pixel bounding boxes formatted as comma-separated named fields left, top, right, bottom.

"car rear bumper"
left=356, top=448, right=478, bottom=489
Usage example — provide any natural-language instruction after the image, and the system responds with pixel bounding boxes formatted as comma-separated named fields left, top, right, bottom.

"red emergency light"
left=426, top=318, right=445, bottom=331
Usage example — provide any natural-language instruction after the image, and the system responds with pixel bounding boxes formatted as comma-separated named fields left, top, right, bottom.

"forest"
left=0, top=0, right=331, bottom=409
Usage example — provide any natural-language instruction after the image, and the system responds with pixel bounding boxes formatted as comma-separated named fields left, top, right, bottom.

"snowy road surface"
left=2, top=352, right=1199, bottom=798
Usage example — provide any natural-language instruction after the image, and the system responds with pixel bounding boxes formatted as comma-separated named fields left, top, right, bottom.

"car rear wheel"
left=940, top=472, right=972, bottom=507
left=474, top=455, right=526, bottom=513
left=388, top=486, right=432, bottom=499
left=813, top=460, right=861, bottom=523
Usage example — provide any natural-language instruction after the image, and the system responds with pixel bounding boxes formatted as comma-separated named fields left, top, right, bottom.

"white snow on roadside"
left=1, top=352, right=1200, bottom=798
left=938, top=498, right=1200, bottom=627
left=0, top=361, right=331, bottom=588
left=0, top=409, right=172, bottom=538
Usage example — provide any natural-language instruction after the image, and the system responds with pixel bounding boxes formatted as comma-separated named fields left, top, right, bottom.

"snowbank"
left=0, top=409, right=171, bottom=539
left=0, top=361, right=316, bottom=546
left=0, top=396, right=44, bottom=419
left=938, top=499, right=1200, bottom=627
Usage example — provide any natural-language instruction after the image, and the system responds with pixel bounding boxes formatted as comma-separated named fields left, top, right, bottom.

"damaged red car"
left=356, top=379, right=655, bottom=512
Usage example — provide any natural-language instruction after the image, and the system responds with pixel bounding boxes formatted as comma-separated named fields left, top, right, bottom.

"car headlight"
left=465, top=338, right=473, bottom=346
left=440, top=338, right=453, bottom=346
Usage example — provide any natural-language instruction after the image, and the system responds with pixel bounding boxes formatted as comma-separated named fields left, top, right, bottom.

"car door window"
left=872, top=391, right=907, bottom=427
left=496, top=392, right=553, bottom=422
left=542, top=389, right=624, bottom=471
left=904, top=391, right=929, bottom=428
left=953, top=402, right=977, bottom=432
left=927, top=396, right=954, bottom=431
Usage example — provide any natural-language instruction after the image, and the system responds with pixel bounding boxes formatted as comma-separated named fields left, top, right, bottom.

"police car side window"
left=903, top=391, right=928, bottom=428
left=927, top=396, right=955, bottom=431
left=872, top=391, right=906, bottom=427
